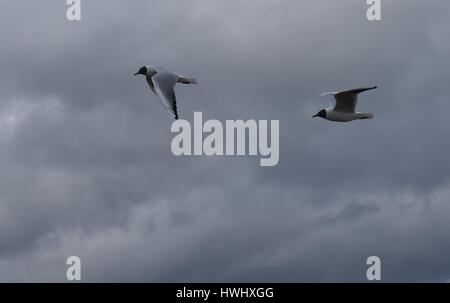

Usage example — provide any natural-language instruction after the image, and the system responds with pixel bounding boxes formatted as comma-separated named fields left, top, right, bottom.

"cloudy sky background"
left=0, top=0, right=450, bottom=282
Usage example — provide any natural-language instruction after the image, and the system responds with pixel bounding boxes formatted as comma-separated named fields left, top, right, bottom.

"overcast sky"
left=0, top=0, right=450, bottom=282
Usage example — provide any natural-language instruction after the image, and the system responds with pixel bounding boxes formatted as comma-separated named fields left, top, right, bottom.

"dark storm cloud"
left=0, top=0, right=450, bottom=281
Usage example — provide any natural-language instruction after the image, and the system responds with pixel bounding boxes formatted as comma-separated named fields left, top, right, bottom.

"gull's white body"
left=324, top=110, right=373, bottom=122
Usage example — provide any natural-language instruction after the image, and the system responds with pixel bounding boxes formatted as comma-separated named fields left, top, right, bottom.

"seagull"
left=313, top=86, right=377, bottom=122
left=134, top=65, right=197, bottom=120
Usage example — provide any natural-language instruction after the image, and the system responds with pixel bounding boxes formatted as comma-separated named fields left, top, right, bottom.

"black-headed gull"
left=313, top=86, right=377, bottom=122
left=134, top=65, right=197, bottom=120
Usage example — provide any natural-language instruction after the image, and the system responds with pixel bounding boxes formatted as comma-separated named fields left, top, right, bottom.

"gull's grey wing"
left=146, top=77, right=156, bottom=94
left=320, top=92, right=338, bottom=108
left=151, top=72, right=179, bottom=119
left=333, top=86, right=377, bottom=113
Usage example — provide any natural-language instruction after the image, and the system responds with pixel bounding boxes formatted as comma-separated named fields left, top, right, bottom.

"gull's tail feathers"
left=177, top=76, right=197, bottom=85
left=358, top=113, right=374, bottom=120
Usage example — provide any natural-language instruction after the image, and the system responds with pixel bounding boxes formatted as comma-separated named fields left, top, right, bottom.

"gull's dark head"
left=134, top=66, right=147, bottom=76
left=313, top=109, right=327, bottom=119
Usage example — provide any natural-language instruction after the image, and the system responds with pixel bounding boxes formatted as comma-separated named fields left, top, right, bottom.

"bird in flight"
left=134, top=65, right=197, bottom=120
left=313, top=86, right=377, bottom=122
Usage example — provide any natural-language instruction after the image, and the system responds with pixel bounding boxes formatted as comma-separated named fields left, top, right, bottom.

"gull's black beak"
left=133, top=72, right=139, bottom=76
left=312, top=114, right=318, bottom=118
